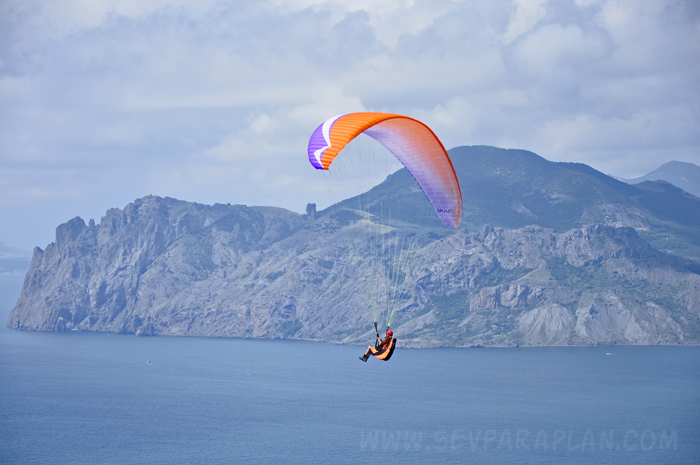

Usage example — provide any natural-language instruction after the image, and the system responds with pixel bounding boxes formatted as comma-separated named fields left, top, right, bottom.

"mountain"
left=8, top=146, right=700, bottom=347
left=334, top=146, right=700, bottom=261
left=0, top=241, right=32, bottom=274
left=620, top=161, right=700, bottom=198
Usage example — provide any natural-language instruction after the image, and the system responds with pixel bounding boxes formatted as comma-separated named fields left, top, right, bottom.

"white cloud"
left=511, top=23, right=610, bottom=76
left=0, top=0, right=699, bottom=249
left=1, top=0, right=220, bottom=40
left=265, top=0, right=463, bottom=48
left=502, top=0, right=550, bottom=44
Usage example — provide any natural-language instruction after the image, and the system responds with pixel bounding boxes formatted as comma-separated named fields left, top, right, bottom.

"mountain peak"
left=0, top=241, right=31, bottom=259
left=620, top=160, right=700, bottom=198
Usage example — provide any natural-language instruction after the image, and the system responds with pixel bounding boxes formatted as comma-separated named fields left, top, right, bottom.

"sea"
left=1, top=273, right=699, bottom=465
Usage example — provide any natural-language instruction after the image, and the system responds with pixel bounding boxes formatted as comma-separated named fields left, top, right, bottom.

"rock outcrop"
left=8, top=195, right=700, bottom=347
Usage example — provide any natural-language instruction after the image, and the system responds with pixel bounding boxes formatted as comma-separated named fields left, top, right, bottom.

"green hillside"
left=325, top=145, right=700, bottom=261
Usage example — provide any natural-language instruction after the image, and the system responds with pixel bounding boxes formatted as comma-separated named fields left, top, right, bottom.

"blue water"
left=1, top=274, right=699, bottom=464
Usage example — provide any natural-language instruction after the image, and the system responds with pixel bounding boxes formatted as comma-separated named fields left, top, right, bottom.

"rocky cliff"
left=8, top=194, right=700, bottom=347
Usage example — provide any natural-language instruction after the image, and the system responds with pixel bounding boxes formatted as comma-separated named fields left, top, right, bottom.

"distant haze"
left=1, top=0, right=699, bottom=250
left=620, top=161, right=700, bottom=198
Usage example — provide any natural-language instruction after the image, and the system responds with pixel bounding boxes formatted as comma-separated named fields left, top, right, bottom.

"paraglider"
left=307, top=112, right=461, bottom=361
left=308, top=112, right=462, bottom=228
left=359, top=324, right=396, bottom=362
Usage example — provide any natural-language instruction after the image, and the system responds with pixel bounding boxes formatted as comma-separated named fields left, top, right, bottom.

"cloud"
left=502, top=0, right=550, bottom=44
left=265, top=0, right=462, bottom=48
left=0, top=0, right=698, bottom=248
left=1, top=0, right=219, bottom=41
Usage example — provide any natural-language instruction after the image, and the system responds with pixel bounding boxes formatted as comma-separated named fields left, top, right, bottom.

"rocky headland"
left=8, top=146, right=700, bottom=347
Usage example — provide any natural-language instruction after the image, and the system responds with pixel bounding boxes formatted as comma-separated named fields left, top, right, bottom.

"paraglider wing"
left=307, top=112, right=462, bottom=228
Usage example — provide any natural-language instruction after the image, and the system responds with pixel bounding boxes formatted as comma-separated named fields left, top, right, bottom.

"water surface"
left=1, top=274, right=698, bottom=464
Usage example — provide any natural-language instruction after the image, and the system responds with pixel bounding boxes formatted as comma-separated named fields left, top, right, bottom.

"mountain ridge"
left=8, top=146, right=700, bottom=347
left=0, top=241, right=32, bottom=274
left=619, top=160, right=700, bottom=198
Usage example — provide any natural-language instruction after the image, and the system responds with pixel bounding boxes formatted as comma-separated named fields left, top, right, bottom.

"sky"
left=1, top=0, right=699, bottom=250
